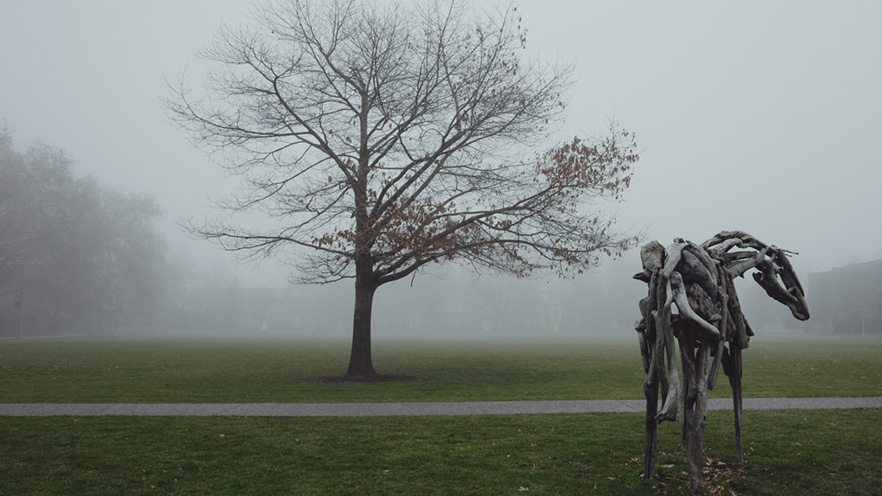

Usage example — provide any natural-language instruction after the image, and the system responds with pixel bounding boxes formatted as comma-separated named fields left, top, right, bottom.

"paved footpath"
left=1, top=397, right=881, bottom=417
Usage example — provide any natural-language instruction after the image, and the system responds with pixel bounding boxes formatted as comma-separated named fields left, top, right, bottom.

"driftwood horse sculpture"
left=633, top=230, right=809, bottom=490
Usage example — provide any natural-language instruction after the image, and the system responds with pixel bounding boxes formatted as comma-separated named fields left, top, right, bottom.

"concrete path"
left=2, top=397, right=881, bottom=417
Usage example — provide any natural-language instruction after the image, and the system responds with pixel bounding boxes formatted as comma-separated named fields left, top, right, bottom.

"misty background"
left=1, top=1, right=880, bottom=338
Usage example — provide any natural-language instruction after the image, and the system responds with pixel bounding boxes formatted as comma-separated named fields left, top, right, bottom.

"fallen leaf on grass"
left=518, top=486, right=529, bottom=492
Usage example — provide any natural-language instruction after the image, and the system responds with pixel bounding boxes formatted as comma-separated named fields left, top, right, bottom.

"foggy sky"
left=3, top=0, right=881, bottom=289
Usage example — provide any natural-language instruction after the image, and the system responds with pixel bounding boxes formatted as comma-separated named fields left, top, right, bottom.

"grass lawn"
left=1, top=334, right=880, bottom=403
left=2, top=334, right=881, bottom=495
left=2, top=409, right=880, bottom=495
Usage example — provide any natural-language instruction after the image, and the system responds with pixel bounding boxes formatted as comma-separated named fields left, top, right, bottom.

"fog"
left=2, top=1, right=880, bottom=338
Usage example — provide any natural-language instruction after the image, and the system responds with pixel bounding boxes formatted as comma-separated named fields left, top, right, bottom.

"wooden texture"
left=633, top=231, right=809, bottom=490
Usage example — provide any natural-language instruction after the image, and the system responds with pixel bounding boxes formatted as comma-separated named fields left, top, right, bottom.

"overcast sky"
left=2, top=0, right=881, bottom=287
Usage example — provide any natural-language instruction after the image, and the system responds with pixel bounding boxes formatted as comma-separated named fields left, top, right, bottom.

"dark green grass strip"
left=2, top=336, right=881, bottom=403
left=2, top=409, right=880, bottom=495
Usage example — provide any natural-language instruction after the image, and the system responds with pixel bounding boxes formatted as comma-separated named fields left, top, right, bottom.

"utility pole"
left=861, top=304, right=866, bottom=337
left=17, top=288, right=24, bottom=339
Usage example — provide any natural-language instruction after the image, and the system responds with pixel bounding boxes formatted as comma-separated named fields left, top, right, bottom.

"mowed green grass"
left=3, top=409, right=881, bottom=495
left=1, top=335, right=880, bottom=403
left=2, top=335, right=882, bottom=495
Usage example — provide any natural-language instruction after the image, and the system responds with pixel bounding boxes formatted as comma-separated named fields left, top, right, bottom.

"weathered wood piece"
left=633, top=231, right=809, bottom=490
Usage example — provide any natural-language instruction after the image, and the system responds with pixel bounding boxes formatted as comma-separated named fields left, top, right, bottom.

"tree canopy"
left=167, top=0, right=640, bottom=378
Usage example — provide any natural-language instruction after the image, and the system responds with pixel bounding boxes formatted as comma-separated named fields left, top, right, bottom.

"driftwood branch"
left=633, top=230, right=809, bottom=490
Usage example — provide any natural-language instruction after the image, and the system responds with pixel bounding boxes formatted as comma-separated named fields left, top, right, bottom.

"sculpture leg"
left=681, top=339, right=710, bottom=490
left=692, top=343, right=711, bottom=489
left=729, top=346, right=744, bottom=462
left=644, top=376, right=659, bottom=479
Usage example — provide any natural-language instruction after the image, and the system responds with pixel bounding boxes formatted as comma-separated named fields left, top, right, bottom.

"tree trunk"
left=346, top=280, right=378, bottom=379
left=347, top=96, right=377, bottom=381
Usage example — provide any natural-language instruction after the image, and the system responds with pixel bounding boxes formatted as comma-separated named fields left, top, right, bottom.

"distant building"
left=808, top=259, right=882, bottom=335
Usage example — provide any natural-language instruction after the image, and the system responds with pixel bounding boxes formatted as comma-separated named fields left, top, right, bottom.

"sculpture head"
left=702, top=230, right=809, bottom=321
left=751, top=248, right=810, bottom=321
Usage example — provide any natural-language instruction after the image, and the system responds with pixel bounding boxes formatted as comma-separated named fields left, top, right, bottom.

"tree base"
left=314, top=374, right=412, bottom=384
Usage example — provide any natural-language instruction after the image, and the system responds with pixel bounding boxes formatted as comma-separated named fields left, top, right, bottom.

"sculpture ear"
left=633, top=271, right=651, bottom=282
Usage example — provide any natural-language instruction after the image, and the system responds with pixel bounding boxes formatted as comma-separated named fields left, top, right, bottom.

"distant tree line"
left=808, top=260, right=882, bottom=336
left=0, top=124, right=168, bottom=336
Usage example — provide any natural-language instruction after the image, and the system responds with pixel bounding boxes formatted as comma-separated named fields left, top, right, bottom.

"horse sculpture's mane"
left=634, top=230, right=809, bottom=490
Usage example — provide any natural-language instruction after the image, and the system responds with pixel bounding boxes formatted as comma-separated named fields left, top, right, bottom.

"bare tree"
left=166, top=0, right=639, bottom=379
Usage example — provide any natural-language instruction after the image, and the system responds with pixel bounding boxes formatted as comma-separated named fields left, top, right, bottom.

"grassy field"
left=3, top=409, right=881, bottom=495
left=1, top=334, right=881, bottom=403
left=2, top=334, right=881, bottom=495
